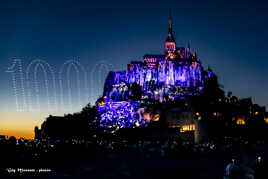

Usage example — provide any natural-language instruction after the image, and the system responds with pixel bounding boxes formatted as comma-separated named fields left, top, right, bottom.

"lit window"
left=213, top=112, right=217, bottom=116
left=152, top=114, right=160, bottom=121
left=165, top=42, right=176, bottom=51
left=180, top=124, right=195, bottom=132
left=236, top=119, right=245, bottom=125
left=255, top=111, right=259, bottom=115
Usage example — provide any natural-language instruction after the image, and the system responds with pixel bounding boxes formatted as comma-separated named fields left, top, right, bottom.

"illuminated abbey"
left=103, top=16, right=212, bottom=101
left=96, top=14, right=214, bottom=133
left=36, top=14, right=268, bottom=144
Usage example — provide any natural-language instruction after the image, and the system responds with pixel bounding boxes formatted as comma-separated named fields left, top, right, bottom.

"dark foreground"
left=1, top=137, right=268, bottom=179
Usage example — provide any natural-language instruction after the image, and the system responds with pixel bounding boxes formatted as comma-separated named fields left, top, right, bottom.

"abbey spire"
left=165, top=9, right=176, bottom=55
left=166, top=9, right=175, bottom=43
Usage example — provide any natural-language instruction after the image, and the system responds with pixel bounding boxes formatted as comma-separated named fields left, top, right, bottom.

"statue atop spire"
left=168, top=9, right=173, bottom=35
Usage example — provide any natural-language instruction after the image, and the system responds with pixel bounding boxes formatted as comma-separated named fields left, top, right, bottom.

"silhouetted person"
left=251, top=155, right=268, bottom=179
left=225, top=155, right=254, bottom=179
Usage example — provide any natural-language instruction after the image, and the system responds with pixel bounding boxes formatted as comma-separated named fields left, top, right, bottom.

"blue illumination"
left=97, top=101, right=148, bottom=132
left=98, top=35, right=214, bottom=131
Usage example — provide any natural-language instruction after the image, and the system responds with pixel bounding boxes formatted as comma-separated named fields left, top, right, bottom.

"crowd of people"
left=0, top=136, right=267, bottom=178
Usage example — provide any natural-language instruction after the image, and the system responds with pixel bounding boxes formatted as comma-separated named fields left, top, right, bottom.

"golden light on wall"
left=264, top=117, right=268, bottom=125
left=142, top=113, right=151, bottom=120
left=180, top=124, right=195, bottom=132
left=151, top=114, right=160, bottom=122
left=236, top=118, right=246, bottom=125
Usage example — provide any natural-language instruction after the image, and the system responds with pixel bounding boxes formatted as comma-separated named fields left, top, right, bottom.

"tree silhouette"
left=202, top=73, right=225, bottom=102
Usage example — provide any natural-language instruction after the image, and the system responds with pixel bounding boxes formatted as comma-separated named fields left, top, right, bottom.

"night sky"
left=0, top=0, right=267, bottom=138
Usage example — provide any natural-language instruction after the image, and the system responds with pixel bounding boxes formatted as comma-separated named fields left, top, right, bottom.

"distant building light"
left=198, top=116, right=202, bottom=120
left=180, top=124, right=195, bottom=132
left=218, top=98, right=222, bottom=102
left=152, top=114, right=160, bottom=121
left=264, top=118, right=268, bottom=124
left=236, top=118, right=246, bottom=125
left=255, top=111, right=259, bottom=115
left=213, top=112, right=217, bottom=117
left=196, top=112, right=200, bottom=116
